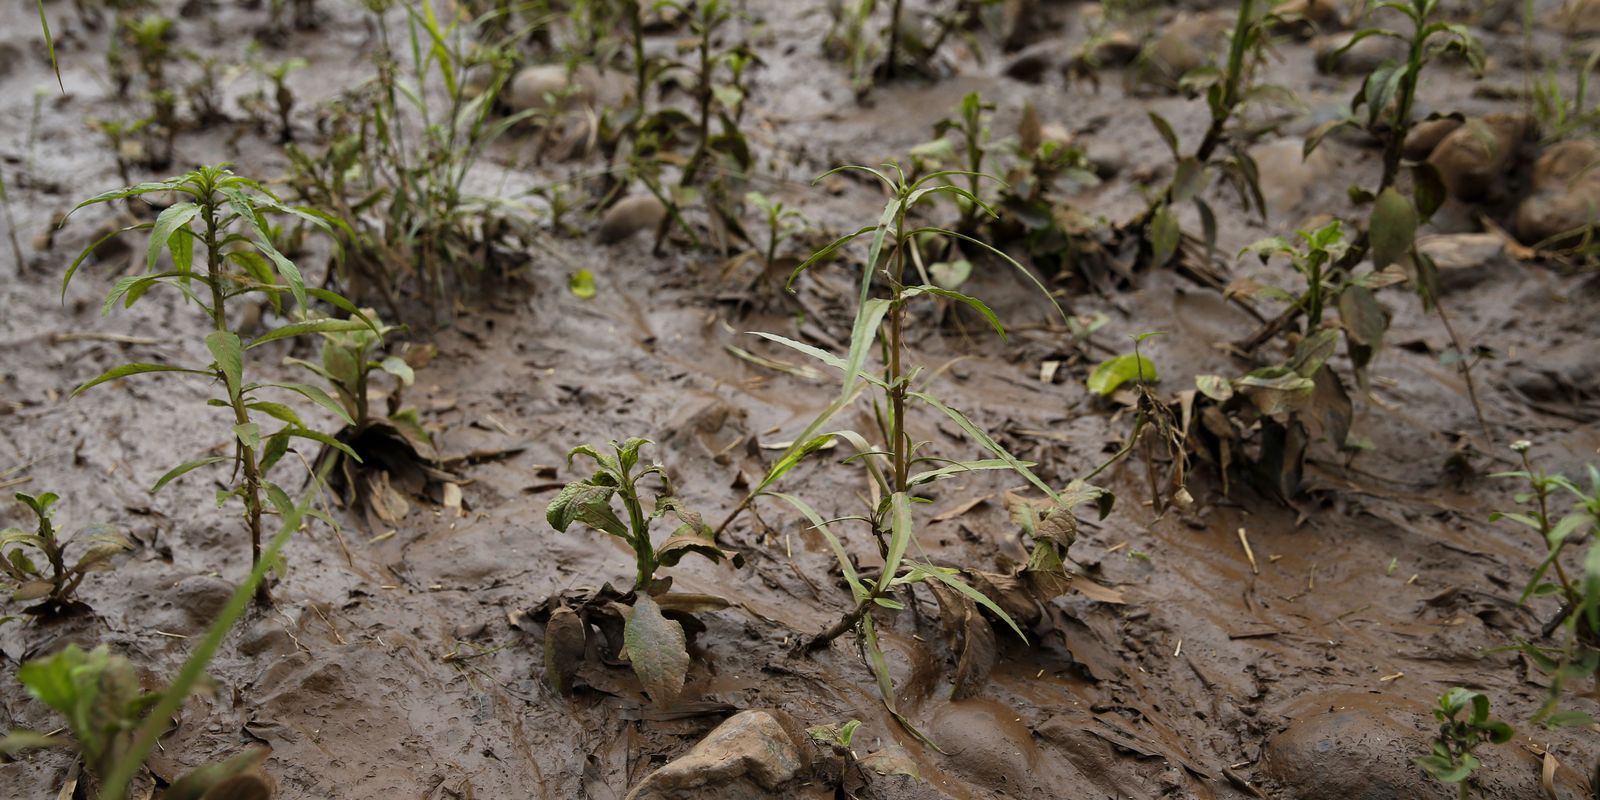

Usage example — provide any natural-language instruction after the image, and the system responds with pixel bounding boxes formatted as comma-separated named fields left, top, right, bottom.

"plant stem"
left=804, top=594, right=871, bottom=652
left=1432, top=299, right=1491, bottom=441
left=885, top=0, right=903, bottom=79
left=202, top=183, right=269, bottom=605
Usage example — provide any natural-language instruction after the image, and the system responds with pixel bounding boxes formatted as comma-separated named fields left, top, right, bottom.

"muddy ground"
left=2, top=0, right=1599, bottom=797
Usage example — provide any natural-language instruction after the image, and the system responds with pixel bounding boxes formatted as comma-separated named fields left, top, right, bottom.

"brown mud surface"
left=2, top=0, right=1599, bottom=798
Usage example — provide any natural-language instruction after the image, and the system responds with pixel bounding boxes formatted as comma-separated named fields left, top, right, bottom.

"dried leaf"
left=543, top=606, right=587, bottom=696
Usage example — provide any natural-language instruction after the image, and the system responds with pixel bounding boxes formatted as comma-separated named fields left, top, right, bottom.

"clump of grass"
left=716, top=163, right=1114, bottom=735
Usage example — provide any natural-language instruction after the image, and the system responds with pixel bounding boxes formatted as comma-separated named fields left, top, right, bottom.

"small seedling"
left=0, top=492, right=131, bottom=616
left=745, top=190, right=809, bottom=271
left=1490, top=442, right=1600, bottom=726
left=1414, top=688, right=1512, bottom=799
left=545, top=438, right=737, bottom=707
left=290, top=310, right=449, bottom=521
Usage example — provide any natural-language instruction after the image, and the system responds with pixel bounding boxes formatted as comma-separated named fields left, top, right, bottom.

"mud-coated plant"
left=723, top=164, right=1111, bottom=736
left=1414, top=688, right=1512, bottom=799
left=544, top=438, right=736, bottom=706
left=64, top=164, right=369, bottom=603
left=0, top=492, right=132, bottom=616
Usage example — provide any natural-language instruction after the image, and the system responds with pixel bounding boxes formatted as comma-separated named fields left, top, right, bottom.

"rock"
left=924, top=699, right=1041, bottom=792
left=506, top=64, right=592, bottom=114
left=1416, top=233, right=1508, bottom=293
left=1275, top=0, right=1345, bottom=35
left=1402, top=116, right=1463, bottom=161
left=1426, top=113, right=1529, bottom=201
left=1265, top=695, right=1449, bottom=799
left=1135, top=13, right=1228, bottom=91
left=624, top=710, right=810, bottom=799
left=1510, top=339, right=1600, bottom=402
left=1083, top=30, right=1141, bottom=68
left=1314, top=31, right=1406, bottom=75
left=1265, top=691, right=1590, bottom=800
left=1550, top=0, right=1600, bottom=35
left=598, top=195, right=667, bottom=243
left=170, top=575, right=236, bottom=632
left=1247, top=137, right=1334, bottom=221
left=1004, top=41, right=1059, bottom=82
left=1516, top=138, right=1600, bottom=244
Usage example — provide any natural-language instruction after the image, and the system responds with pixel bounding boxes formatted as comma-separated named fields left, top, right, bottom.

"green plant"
left=64, top=164, right=370, bottom=604
left=264, top=57, right=307, bottom=143
left=290, top=310, right=447, bottom=520
left=1490, top=442, right=1600, bottom=726
left=1131, top=0, right=1292, bottom=270
left=1414, top=688, right=1513, bottom=799
left=0, top=491, right=132, bottom=615
left=1185, top=220, right=1390, bottom=497
left=544, top=438, right=735, bottom=706
left=0, top=475, right=314, bottom=799
left=88, top=117, right=152, bottom=187
left=1531, top=49, right=1600, bottom=141
left=715, top=164, right=1110, bottom=736
left=745, top=190, right=809, bottom=271
left=287, top=0, right=535, bottom=322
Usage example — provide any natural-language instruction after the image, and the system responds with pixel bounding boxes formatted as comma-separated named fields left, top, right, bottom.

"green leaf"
left=151, top=456, right=230, bottom=494
left=569, top=269, right=597, bottom=299
left=147, top=202, right=200, bottom=273
left=36, top=0, right=60, bottom=91
left=930, top=259, right=972, bottom=290
left=878, top=493, right=914, bottom=592
left=72, top=363, right=210, bottom=396
left=1581, top=539, right=1600, bottom=630
left=1087, top=354, right=1158, bottom=395
left=910, top=392, right=1059, bottom=503
left=1149, top=204, right=1179, bottom=268
left=232, top=422, right=261, bottom=450
left=379, top=356, right=414, bottom=386
left=624, top=592, right=689, bottom=708
left=767, top=491, right=866, bottom=601
left=1147, top=112, right=1179, bottom=157
left=245, top=319, right=369, bottom=350
left=1338, top=285, right=1385, bottom=348
left=903, top=285, right=1005, bottom=340
left=1369, top=188, right=1416, bottom=271
left=266, top=382, right=355, bottom=427
left=1195, top=374, right=1234, bottom=402
left=206, top=330, right=244, bottom=402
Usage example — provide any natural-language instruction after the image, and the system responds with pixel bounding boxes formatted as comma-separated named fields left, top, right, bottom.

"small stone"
left=1402, top=116, right=1463, bottom=161
left=598, top=195, right=667, bottom=244
left=1135, top=13, right=1229, bottom=91
left=1085, top=30, right=1141, bottom=67
left=1275, top=0, right=1345, bottom=34
left=1004, top=40, right=1060, bottom=83
left=1515, top=138, right=1600, bottom=244
left=1314, top=31, right=1406, bottom=75
left=1264, top=695, right=1444, bottom=799
left=170, top=575, right=235, bottom=633
left=1426, top=113, right=1529, bottom=201
left=1550, top=0, right=1600, bottom=35
left=1415, top=233, right=1507, bottom=293
left=506, top=64, right=591, bottom=114
left=1247, top=137, right=1334, bottom=220
left=624, top=710, right=810, bottom=799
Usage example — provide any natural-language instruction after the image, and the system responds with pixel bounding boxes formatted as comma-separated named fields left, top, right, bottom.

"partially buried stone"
left=623, top=710, right=812, bottom=800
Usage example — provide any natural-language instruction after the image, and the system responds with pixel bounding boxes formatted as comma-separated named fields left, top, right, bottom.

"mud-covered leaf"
left=1195, top=374, right=1234, bottom=402
left=1412, top=163, right=1446, bottom=222
left=1235, top=367, right=1315, bottom=416
left=543, top=606, right=587, bottom=696
left=654, top=593, right=731, bottom=614
left=12, top=580, right=53, bottom=601
left=1287, top=329, right=1340, bottom=378
left=1087, top=354, right=1158, bottom=395
left=1370, top=188, right=1416, bottom=270
left=1149, top=204, right=1179, bottom=268
left=859, top=748, right=921, bottom=777
left=655, top=533, right=733, bottom=567
left=1033, top=509, right=1077, bottom=547
left=624, top=593, right=688, bottom=708
left=1338, top=285, right=1385, bottom=349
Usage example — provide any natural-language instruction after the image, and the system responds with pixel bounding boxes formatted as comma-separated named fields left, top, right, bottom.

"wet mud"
left=1, top=0, right=1599, bottom=798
